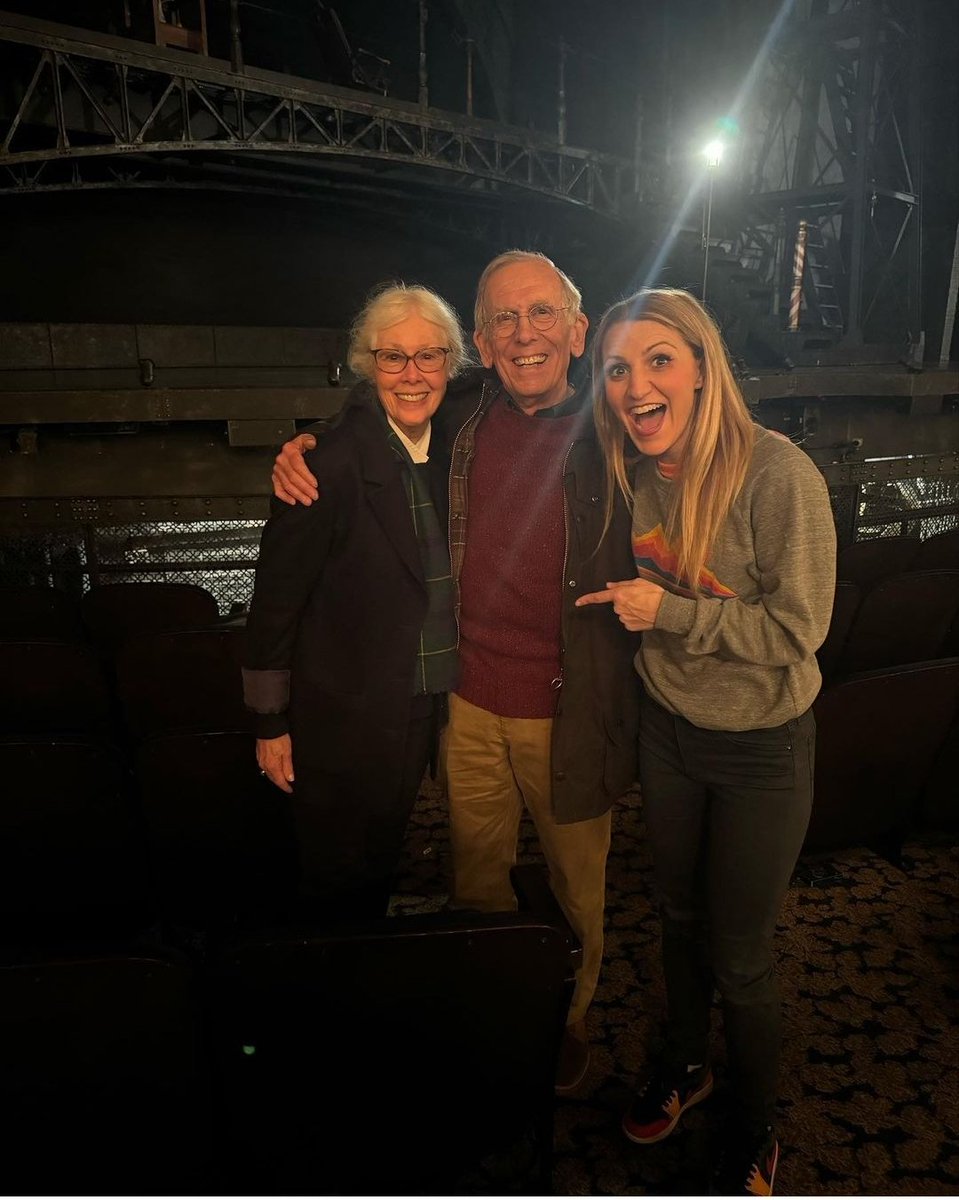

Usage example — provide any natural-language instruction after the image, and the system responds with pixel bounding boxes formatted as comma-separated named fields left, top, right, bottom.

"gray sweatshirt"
left=633, top=426, right=836, bottom=731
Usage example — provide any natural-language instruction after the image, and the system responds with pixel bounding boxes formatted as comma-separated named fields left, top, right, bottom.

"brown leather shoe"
left=554, top=1018, right=590, bottom=1094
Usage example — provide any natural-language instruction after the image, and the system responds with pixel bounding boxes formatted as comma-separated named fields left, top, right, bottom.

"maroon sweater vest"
left=457, top=396, right=579, bottom=718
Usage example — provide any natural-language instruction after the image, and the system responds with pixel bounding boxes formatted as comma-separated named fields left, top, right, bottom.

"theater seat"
left=0, top=640, right=115, bottom=738
left=208, top=864, right=579, bottom=1194
left=116, top=627, right=250, bottom=739
left=835, top=570, right=959, bottom=676
left=135, top=729, right=296, bottom=932
left=0, top=949, right=212, bottom=1194
left=920, top=709, right=959, bottom=833
left=942, top=607, right=959, bottom=658
left=805, top=658, right=959, bottom=854
left=816, top=580, right=861, bottom=685
left=80, top=581, right=219, bottom=651
left=911, top=527, right=959, bottom=572
left=0, top=738, right=151, bottom=941
left=836, top=535, right=920, bottom=591
left=0, top=586, right=85, bottom=642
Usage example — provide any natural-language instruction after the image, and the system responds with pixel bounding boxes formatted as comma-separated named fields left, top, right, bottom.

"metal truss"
left=0, top=11, right=639, bottom=217
left=728, top=0, right=920, bottom=352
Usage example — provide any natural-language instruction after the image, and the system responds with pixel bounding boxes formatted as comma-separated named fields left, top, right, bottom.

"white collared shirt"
left=387, top=416, right=432, bottom=463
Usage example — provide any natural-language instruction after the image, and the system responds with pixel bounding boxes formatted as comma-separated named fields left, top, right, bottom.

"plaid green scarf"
left=387, top=430, right=458, bottom=696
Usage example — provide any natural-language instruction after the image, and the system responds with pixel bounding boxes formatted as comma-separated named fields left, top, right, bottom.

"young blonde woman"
left=577, top=288, right=835, bottom=1194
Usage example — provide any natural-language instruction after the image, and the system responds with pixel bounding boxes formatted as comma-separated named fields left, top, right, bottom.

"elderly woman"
left=243, top=283, right=470, bottom=918
left=578, top=288, right=835, bottom=1194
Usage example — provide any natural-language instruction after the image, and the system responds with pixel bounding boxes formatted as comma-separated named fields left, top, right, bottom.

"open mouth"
left=512, top=354, right=547, bottom=368
left=629, top=402, right=667, bottom=436
left=396, top=392, right=429, bottom=403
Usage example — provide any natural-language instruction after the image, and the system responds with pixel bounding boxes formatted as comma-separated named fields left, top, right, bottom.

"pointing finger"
left=575, top=589, right=615, bottom=607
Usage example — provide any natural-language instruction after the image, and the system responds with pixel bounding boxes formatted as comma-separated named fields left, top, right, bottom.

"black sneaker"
left=622, top=1062, right=714, bottom=1144
left=712, top=1126, right=779, bottom=1196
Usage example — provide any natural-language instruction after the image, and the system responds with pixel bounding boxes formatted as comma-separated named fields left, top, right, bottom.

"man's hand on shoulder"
left=273, top=432, right=319, bottom=505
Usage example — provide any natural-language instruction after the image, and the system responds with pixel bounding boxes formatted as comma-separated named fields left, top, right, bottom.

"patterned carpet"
left=393, top=782, right=959, bottom=1196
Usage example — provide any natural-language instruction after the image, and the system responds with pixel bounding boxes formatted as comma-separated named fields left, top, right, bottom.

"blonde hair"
left=348, top=282, right=471, bottom=381
left=473, top=249, right=583, bottom=332
left=591, top=287, right=756, bottom=593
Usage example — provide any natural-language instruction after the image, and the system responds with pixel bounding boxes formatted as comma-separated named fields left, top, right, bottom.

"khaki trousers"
left=445, top=692, right=611, bottom=1025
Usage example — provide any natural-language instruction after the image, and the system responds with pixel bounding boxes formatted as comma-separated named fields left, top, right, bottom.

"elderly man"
left=270, top=251, right=638, bottom=1091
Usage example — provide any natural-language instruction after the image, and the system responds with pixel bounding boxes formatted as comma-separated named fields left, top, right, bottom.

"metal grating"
left=0, top=520, right=265, bottom=614
left=857, top=476, right=959, bottom=542
left=3, top=467, right=956, bottom=607
left=826, top=455, right=959, bottom=548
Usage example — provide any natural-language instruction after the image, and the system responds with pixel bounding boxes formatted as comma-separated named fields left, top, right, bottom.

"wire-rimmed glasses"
left=483, top=303, right=570, bottom=339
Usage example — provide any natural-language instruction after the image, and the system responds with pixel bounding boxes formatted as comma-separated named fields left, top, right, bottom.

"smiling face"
left=372, top=313, right=450, bottom=440
left=473, top=259, right=588, bottom=413
left=600, top=318, right=704, bottom=464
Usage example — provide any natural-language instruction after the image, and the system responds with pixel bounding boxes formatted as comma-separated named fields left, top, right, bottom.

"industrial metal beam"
left=0, top=9, right=639, bottom=215
left=722, top=0, right=922, bottom=361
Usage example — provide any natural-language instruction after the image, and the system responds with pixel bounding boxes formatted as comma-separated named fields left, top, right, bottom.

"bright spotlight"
left=703, top=139, right=725, bottom=168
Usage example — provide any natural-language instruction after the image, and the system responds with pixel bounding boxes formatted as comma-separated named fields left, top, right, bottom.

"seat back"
left=116, top=627, right=250, bottom=738
left=836, top=535, right=920, bottom=591
left=836, top=570, right=959, bottom=676
left=920, top=711, right=959, bottom=833
left=0, top=738, right=151, bottom=940
left=816, top=580, right=861, bottom=685
left=911, top=528, right=959, bottom=572
left=942, top=607, right=959, bottom=658
left=0, top=586, right=84, bottom=641
left=0, top=950, right=211, bottom=1194
left=80, top=581, right=219, bottom=652
left=0, top=640, right=115, bottom=738
left=209, top=879, right=576, bottom=1193
left=806, top=659, right=959, bottom=852
left=136, top=730, right=296, bottom=930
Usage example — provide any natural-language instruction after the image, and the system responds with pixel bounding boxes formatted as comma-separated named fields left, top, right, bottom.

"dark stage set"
left=0, top=0, right=957, bottom=1195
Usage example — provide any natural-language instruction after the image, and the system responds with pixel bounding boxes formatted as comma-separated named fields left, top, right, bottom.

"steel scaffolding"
left=0, top=9, right=641, bottom=215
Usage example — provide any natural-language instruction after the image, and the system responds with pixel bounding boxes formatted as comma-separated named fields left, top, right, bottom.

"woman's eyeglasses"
left=370, top=347, right=450, bottom=373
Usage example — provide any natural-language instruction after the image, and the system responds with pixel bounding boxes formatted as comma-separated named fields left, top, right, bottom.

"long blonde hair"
left=591, top=288, right=756, bottom=593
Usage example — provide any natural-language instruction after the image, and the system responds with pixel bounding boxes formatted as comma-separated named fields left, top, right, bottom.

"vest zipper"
left=448, top=381, right=490, bottom=648
left=554, top=436, right=582, bottom=692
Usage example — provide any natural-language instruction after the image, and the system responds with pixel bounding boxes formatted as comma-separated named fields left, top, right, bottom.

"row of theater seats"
left=0, top=579, right=222, bottom=648
left=0, top=585, right=265, bottom=938
left=835, top=528, right=959, bottom=589
left=807, top=529, right=959, bottom=853
left=2, top=628, right=251, bottom=741
left=817, top=529, right=959, bottom=685
left=1, top=731, right=293, bottom=939
left=806, top=657, right=959, bottom=852
left=1, top=866, right=573, bottom=1195
left=0, top=582, right=575, bottom=1192
left=0, top=565, right=955, bottom=1191
left=1, top=550, right=957, bottom=905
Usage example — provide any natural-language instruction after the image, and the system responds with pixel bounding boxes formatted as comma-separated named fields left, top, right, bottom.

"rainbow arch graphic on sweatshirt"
left=632, top=523, right=738, bottom=600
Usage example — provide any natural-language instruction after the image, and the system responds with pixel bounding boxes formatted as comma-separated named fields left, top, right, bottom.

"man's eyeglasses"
left=370, top=347, right=450, bottom=373
left=483, top=303, right=570, bottom=339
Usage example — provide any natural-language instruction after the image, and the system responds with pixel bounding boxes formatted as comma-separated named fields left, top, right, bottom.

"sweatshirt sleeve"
left=654, top=449, right=836, bottom=667
left=242, top=458, right=337, bottom=738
